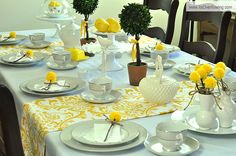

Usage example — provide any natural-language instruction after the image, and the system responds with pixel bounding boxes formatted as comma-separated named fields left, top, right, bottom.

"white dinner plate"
left=144, top=136, right=199, bottom=156
left=183, top=106, right=236, bottom=135
left=71, top=120, right=139, bottom=146
left=20, top=79, right=86, bottom=96
left=1, top=52, right=44, bottom=64
left=0, top=35, right=26, bottom=45
left=60, top=120, right=148, bottom=152
left=24, top=41, right=51, bottom=49
left=25, top=76, right=79, bottom=93
left=173, top=63, right=195, bottom=76
left=80, top=90, right=121, bottom=104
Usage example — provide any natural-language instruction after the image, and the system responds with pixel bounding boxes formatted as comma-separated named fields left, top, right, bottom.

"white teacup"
left=52, top=51, right=71, bottom=67
left=150, top=50, right=169, bottom=65
left=156, top=121, right=187, bottom=151
left=89, top=80, right=112, bottom=98
left=29, top=33, right=45, bottom=45
left=158, top=137, right=183, bottom=152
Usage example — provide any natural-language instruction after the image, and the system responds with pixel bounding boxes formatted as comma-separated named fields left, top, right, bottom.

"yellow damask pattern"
left=20, top=81, right=194, bottom=156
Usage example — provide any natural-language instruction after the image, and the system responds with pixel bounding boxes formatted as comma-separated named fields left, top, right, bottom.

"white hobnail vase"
left=195, top=94, right=217, bottom=130
left=215, top=91, right=236, bottom=128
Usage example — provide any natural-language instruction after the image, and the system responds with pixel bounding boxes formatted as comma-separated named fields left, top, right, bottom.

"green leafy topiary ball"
left=119, top=3, right=152, bottom=36
left=73, top=0, right=98, bottom=16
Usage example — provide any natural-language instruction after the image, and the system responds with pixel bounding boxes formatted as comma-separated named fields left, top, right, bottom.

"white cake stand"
left=36, top=15, right=75, bottom=38
left=93, top=31, right=124, bottom=72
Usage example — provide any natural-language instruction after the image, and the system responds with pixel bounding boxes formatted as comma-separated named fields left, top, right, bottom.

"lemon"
left=95, top=18, right=110, bottom=33
left=107, top=18, right=121, bottom=33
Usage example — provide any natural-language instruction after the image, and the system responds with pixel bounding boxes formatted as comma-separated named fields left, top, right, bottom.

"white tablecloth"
left=0, top=29, right=236, bottom=156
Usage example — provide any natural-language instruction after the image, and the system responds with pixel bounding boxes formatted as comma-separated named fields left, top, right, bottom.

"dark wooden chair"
left=0, top=85, right=24, bottom=156
left=179, top=4, right=231, bottom=63
left=143, top=0, right=179, bottom=44
left=228, top=17, right=236, bottom=71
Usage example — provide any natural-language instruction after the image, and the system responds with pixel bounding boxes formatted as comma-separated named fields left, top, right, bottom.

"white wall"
left=0, top=0, right=188, bottom=45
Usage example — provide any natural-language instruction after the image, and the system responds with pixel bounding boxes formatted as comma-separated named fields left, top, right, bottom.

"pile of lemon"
left=95, top=18, right=121, bottom=33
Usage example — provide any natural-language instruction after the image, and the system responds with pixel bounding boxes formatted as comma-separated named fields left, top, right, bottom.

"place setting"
left=142, top=42, right=176, bottom=70
left=0, top=49, right=46, bottom=67
left=0, top=31, right=26, bottom=45
left=20, top=71, right=86, bottom=96
left=60, top=112, right=148, bottom=152
left=24, top=32, right=51, bottom=49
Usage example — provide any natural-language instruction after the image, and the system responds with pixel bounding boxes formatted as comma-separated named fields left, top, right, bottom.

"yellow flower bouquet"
left=186, top=62, right=230, bottom=110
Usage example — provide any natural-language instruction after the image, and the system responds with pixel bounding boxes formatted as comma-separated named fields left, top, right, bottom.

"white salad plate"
left=25, top=76, right=79, bottom=93
left=60, top=120, right=148, bottom=152
left=20, top=79, right=86, bottom=96
left=71, top=119, right=139, bottom=146
left=0, top=35, right=26, bottom=45
left=144, top=136, right=199, bottom=156
left=80, top=90, right=121, bottom=104
left=183, top=106, right=236, bottom=135
left=1, top=52, right=44, bottom=64
left=24, top=41, right=51, bottom=49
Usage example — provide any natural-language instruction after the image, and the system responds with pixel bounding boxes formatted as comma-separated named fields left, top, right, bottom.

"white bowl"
left=139, top=76, right=179, bottom=104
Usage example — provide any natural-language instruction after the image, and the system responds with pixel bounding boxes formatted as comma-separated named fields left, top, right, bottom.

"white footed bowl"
left=139, top=76, right=179, bottom=104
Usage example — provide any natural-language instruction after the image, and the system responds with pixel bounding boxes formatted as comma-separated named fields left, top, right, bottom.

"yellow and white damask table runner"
left=20, top=81, right=194, bottom=156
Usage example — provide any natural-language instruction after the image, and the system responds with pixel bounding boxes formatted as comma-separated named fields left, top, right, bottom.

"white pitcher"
left=58, top=21, right=80, bottom=48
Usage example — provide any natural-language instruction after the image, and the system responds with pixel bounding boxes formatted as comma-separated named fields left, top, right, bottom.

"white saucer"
left=146, top=59, right=176, bottom=70
left=25, top=41, right=50, bottom=49
left=144, top=136, right=200, bottom=156
left=47, top=62, right=78, bottom=70
left=80, top=90, right=121, bottom=104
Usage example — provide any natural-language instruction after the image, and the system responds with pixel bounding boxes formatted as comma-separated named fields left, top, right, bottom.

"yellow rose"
left=204, top=76, right=217, bottom=89
left=197, top=67, right=207, bottom=79
left=25, top=50, right=34, bottom=58
left=109, top=112, right=121, bottom=122
left=189, top=71, right=201, bottom=83
left=202, top=64, right=212, bottom=74
left=214, top=68, right=225, bottom=79
left=9, top=32, right=16, bottom=38
left=155, top=43, right=165, bottom=51
left=194, top=64, right=201, bottom=71
left=46, top=71, right=57, bottom=83
left=215, top=62, right=226, bottom=70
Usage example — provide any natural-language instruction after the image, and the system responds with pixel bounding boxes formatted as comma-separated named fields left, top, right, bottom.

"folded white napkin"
left=93, top=123, right=122, bottom=143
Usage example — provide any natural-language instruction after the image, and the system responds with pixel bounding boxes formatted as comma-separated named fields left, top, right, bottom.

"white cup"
left=156, top=121, right=187, bottom=151
left=52, top=50, right=71, bottom=67
left=150, top=50, right=169, bottom=65
left=88, top=80, right=112, bottom=98
left=29, top=33, right=45, bottom=45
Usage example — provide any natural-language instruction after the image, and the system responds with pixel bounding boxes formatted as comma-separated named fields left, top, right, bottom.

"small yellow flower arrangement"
left=46, top=71, right=57, bottom=83
left=9, top=32, right=16, bottom=38
left=103, top=112, right=122, bottom=142
left=186, top=62, right=230, bottom=109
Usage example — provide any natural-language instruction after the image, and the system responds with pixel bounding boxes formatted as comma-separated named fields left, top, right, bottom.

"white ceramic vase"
left=58, top=21, right=80, bottom=48
left=195, top=94, right=217, bottom=130
left=215, top=91, right=236, bottom=128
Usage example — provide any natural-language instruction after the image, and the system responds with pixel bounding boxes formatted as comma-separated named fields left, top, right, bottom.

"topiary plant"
left=73, top=0, right=99, bottom=40
left=119, top=3, right=152, bottom=66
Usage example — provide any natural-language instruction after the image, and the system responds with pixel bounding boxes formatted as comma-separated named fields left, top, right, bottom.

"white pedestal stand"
left=93, top=31, right=123, bottom=72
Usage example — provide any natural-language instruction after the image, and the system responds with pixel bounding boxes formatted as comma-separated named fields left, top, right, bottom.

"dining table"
left=0, top=29, right=236, bottom=156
